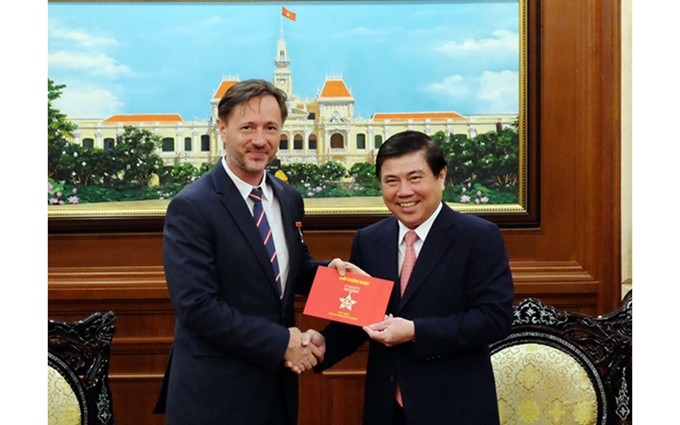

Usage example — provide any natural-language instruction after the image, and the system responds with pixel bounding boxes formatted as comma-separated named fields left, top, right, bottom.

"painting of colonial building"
left=68, top=28, right=515, bottom=170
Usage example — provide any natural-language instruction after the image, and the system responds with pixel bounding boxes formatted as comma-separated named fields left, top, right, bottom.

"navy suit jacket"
left=319, top=203, right=514, bottom=425
left=155, top=163, right=320, bottom=425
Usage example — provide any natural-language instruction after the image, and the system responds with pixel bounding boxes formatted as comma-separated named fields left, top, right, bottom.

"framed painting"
left=47, top=0, right=537, bottom=230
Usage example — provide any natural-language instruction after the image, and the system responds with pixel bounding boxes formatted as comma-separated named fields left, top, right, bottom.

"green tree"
left=431, top=131, right=463, bottom=160
left=108, top=126, right=164, bottom=188
left=349, top=162, right=378, bottom=187
left=432, top=122, right=519, bottom=191
left=197, top=162, right=214, bottom=176
left=59, top=143, right=112, bottom=186
left=491, top=122, right=520, bottom=188
left=281, top=163, right=321, bottom=186
left=168, top=161, right=199, bottom=186
left=319, top=160, right=347, bottom=182
left=473, top=127, right=518, bottom=189
left=48, top=79, right=77, bottom=179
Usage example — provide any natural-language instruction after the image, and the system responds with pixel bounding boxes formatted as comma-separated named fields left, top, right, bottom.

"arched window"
left=330, top=133, right=344, bottom=149
left=162, top=137, right=175, bottom=152
left=356, top=133, right=366, bottom=149
left=82, top=138, right=94, bottom=149
left=103, top=138, right=115, bottom=151
left=308, top=134, right=317, bottom=150
left=293, top=134, right=303, bottom=150
left=280, top=134, right=289, bottom=150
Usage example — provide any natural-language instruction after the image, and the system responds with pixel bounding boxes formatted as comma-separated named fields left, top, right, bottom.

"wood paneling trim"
left=111, top=337, right=173, bottom=352
left=47, top=262, right=602, bottom=317
left=110, top=374, right=165, bottom=382
left=49, top=265, right=166, bottom=283
left=48, top=266, right=168, bottom=301
left=511, top=261, right=596, bottom=286
left=321, top=371, right=367, bottom=377
left=48, top=261, right=599, bottom=295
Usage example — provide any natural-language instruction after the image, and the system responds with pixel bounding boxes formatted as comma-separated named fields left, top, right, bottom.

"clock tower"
left=273, top=28, right=293, bottom=96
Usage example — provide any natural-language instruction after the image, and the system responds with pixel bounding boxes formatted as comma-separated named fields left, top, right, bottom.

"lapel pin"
left=295, top=221, right=304, bottom=243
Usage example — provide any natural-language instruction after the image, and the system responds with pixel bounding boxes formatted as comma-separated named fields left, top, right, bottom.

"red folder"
left=303, top=266, right=394, bottom=326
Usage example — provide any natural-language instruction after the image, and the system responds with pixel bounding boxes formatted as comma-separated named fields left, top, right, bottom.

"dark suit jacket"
left=155, top=163, right=320, bottom=425
left=319, top=203, right=514, bottom=425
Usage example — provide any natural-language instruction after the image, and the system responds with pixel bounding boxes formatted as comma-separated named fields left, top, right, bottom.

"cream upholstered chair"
left=48, top=311, right=116, bottom=425
left=490, top=292, right=632, bottom=425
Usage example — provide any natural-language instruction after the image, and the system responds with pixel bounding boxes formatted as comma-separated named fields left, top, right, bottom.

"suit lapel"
left=370, top=219, right=401, bottom=313
left=398, top=204, right=457, bottom=309
left=210, top=165, right=280, bottom=296
left=381, top=220, right=400, bottom=283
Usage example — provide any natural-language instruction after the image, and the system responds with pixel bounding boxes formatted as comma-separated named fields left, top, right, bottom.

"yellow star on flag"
left=282, top=6, right=296, bottom=21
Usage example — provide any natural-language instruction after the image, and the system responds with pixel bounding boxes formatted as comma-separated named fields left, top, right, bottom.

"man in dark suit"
left=313, top=130, right=515, bottom=425
left=155, top=79, right=353, bottom=425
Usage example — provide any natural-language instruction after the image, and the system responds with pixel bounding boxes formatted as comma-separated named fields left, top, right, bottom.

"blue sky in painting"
left=48, top=1, right=519, bottom=120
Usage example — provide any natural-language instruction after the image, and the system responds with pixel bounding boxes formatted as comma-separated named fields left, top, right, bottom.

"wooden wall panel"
left=49, top=266, right=171, bottom=425
left=48, top=1, right=622, bottom=423
left=297, top=315, right=368, bottom=425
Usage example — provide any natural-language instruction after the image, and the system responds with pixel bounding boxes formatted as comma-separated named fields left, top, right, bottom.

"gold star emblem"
left=339, top=293, right=357, bottom=311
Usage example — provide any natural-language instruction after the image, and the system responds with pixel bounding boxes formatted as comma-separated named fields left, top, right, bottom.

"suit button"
left=389, top=376, right=396, bottom=383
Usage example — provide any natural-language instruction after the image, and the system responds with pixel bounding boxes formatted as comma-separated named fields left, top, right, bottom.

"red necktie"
left=396, top=230, right=418, bottom=407
left=249, top=188, right=282, bottom=298
left=400, top=230, right=418, bottom=295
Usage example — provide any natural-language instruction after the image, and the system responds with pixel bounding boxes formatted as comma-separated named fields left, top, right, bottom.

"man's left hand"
left=363, top=315, right=415, bottom=347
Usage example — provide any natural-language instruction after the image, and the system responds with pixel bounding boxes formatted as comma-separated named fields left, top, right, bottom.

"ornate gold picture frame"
left=48, top=0, right=535, bottom=230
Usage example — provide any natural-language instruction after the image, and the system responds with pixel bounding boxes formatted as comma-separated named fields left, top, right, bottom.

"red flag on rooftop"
left=282, top=6, right=297, bottom=21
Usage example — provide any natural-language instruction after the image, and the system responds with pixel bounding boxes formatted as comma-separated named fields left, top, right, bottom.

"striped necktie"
left=249, top=188, right=282, bottom=297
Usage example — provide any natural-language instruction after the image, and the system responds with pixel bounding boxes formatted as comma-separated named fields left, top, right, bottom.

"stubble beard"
left=225, top=146, right=276, bottom=181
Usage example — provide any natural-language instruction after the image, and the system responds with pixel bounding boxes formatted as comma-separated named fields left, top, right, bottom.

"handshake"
left=284, top=327, right=326, bottom=374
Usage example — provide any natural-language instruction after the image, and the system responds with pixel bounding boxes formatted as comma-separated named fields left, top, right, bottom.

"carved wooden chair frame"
left=490, top=292, right=632, bottom=425
left=48, top=311, right=116, bottom=425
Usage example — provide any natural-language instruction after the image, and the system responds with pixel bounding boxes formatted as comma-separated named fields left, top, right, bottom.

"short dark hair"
left=375, top=130, right=446, bottom=179
left=217, top=79, right=288, bottom=123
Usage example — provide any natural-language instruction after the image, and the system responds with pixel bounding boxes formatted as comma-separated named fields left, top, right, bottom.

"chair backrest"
left=490, top=292, right=632, bottom=425
left=48, top=311, right=116, bottom=425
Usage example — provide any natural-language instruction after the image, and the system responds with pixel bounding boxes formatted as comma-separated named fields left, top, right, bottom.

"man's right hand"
left=284, top=327, right=326, bottom=374
left=327, top=258, right=369, bottom=277
left=284, top=327, right=318, bottom=374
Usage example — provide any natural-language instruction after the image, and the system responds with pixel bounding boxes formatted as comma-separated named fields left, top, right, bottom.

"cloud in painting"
left=53, top=85, right=124, bottom=118
left=423, top=75, right=470, bottom=101
left=48, top=51, right=132, bottom=78
left=421, top=28, right=519, bottom=114
left=435, top=29, right=518, bottom=59
left=49, top=24, right=119, bottom=50
left=422, top=69, right=518, bottom=114
left=478, top=70, right=519, bottom=113
left=49, top=21, right=131, bottom=117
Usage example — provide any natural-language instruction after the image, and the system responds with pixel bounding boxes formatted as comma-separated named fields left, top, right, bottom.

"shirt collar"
left=398, top=202, right=443, bottom=244
left=221, top=156, right=271, bottom=201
